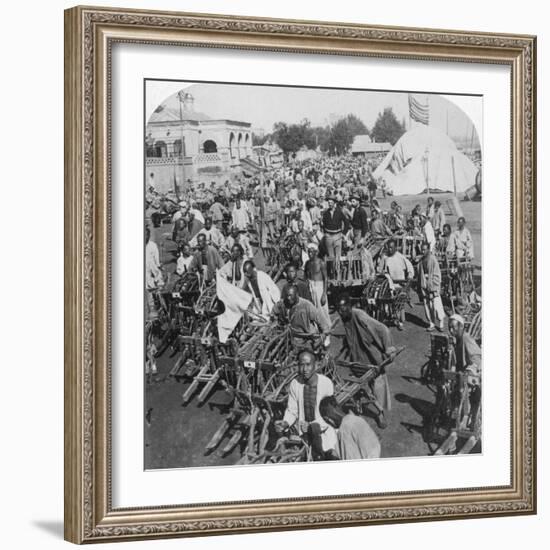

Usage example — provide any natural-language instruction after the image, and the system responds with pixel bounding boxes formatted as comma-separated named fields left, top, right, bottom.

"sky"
left=146, top=80, right=481, bottom=148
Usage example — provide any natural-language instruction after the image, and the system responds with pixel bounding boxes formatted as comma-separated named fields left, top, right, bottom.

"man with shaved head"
left=336, top=293, right=397, bottom=429
left=275, top=350, right=338, bottom=460
left=281, top=263, right=313, bottom=303
left=188, top=232, right=224, bottom=284
left=272, top=285, right=331, bottom=349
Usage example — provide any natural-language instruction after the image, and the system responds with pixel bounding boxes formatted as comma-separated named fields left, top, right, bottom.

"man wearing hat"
left=321, top=195, right=348, bottom=260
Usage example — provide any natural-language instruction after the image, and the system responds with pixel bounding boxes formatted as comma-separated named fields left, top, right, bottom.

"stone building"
left=146, top=92, right=253, bottom=194
left=350, top=134, right=391, bottom=158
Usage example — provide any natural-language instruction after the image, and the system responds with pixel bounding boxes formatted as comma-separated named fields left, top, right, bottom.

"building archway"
left=244, top=133, right=250, bottom=157
left=203, top=139, right=217, bottom=153
left=237, top=133, right=243, bottom=158
left=229, top=132, right=236, bottom=158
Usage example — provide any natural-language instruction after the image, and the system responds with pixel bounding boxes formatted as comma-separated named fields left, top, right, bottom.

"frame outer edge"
left=64, top=6, right=84, bottom=545
left=65, top=5, right=537, bottom=543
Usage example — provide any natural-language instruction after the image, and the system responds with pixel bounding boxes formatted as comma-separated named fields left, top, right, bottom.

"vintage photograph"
left=144, top=80, right=482, bottom=469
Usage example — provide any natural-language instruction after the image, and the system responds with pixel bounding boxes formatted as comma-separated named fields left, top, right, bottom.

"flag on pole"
left=408, top=94, right=429, bottom=125
left=216, top=273, right=253, bottom=343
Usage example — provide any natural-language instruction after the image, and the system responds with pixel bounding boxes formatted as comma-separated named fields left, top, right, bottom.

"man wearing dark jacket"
left=349, top=195, right=369, bottom=244
left=321, top=196, right=349, bottom=259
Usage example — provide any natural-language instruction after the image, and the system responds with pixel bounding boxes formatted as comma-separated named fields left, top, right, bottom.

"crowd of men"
left=145, top=153, right=481, bottom=461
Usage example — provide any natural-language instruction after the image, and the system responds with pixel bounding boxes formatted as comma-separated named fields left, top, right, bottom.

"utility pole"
left=177, top=90, right=186, bottom=199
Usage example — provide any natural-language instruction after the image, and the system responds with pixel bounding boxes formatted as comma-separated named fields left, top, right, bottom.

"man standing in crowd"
left=208, top=195, right=228, bottom=227
left=185, top=211, right=204, bottom=241
left=336, top=294, right=397, bottom=429
left=281, top=263, right=313, bottom=303
left=145, top=227, right=163, bottom=320
left=367, top=169, right=378, bottom=206
left=349, top=194, right=369, bottom=244
left=190, top=216, right=225, bottom=249
left=243, top=260, right=281, bottom=316
left=188, top=233, right=224, bottom=284
left=420, top=213, right=436, bottom=251
left=425, top=196, right=435, bottom=220
left=418, top=241, right=446, bottom=332
left=379, top=239, right=414, bottom=330
left=431, top=200, right=446, bottom=237
left=232, top=197, right=250, bottom=232
left=175, top=242, right=193, bottom=276
left=172, top=213, right=191, bottom=246
left=370, top=209, right=393, bottom=237
left=304, top=243, right=330, bottom=327
left=448, top=216, right=475, bottom=259
left=223, top=226, right=253, bottom=260
left=321, top=195, right=348, bottom=259
left=218, top=243, right=247, bottom=289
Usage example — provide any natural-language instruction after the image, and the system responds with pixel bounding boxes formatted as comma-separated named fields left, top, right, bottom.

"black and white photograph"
left=144, top=80, right=482, bottom=469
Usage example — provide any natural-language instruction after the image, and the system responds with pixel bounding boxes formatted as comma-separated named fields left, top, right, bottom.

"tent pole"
left=451, top=155, right=457, bottom=196
left=425, top=148, right=430, bottom=197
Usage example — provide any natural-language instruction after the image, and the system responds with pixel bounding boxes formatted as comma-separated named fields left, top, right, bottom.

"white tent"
left=372, top=125, right=479, bottom=195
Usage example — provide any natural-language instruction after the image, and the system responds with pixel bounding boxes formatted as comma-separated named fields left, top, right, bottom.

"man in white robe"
left=447, top=217, right=475, bottom=259
left=275, top=350, right=338, bottom=459
left=242, top=260, right=281, bottom=316
left=231, top=198, right=250, bottom=231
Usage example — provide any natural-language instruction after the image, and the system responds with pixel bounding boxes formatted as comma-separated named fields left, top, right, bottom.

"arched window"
left=154, top=140, right=167, bottom=158
left=203, top=139, right=217, bottom=153
left=229, top=132, right=235, bottom=158
left=237, top=133, right=243, bottom=158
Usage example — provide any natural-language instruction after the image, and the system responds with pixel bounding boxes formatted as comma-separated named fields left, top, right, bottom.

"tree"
left=371, top=107, right=406, bottom=145
left=342, top=113, right=368, bottom=138
left=312, top=125, right=331, bottom=152
left=271, top=119, right=316, bottom=155
left=252, top=133, right=268, bottom=147
left=326, top=113, right=369, bottom=155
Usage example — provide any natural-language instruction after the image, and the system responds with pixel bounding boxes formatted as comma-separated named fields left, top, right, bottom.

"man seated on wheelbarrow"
left=378, top=238, right=414, bottom=330
left=274, top=350, right=338, bottom=461
left=336, top=293, right=397, bottom=429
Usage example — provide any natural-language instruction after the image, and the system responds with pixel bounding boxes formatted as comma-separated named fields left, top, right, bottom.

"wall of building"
left=146, top=120, right=253, bottom=192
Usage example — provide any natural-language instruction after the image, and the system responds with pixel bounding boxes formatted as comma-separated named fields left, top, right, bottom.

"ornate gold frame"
left=64, top=5, right=537, bottom=544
